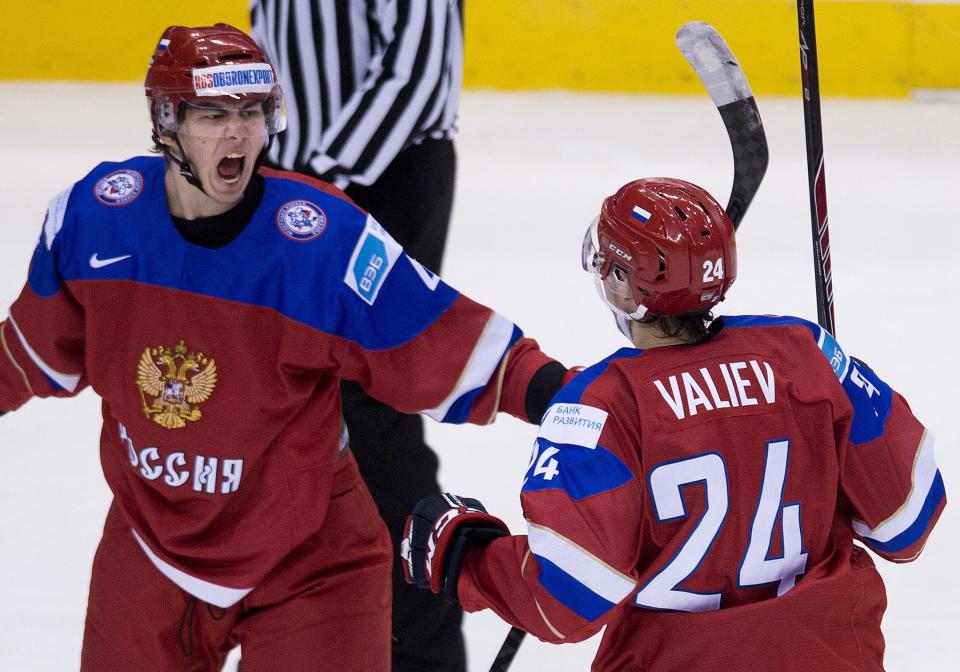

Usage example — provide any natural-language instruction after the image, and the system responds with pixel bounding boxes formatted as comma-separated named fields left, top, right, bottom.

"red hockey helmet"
left=144, top=24, right=286, bottom=140
left=582, top=178, right=737, bottom=316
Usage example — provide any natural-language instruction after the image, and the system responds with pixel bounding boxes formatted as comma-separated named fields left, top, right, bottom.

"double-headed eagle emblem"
left=136, top=341, right=217, bottom=430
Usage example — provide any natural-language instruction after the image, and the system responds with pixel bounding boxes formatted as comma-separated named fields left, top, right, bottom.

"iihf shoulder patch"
left=276, top=199, right=327, bottom=242
left=94, top=170, right=144, bottom=206
left=344, top=214, right=403, bottom=305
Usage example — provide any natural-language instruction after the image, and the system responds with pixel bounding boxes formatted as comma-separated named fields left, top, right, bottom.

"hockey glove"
left=401, top=493, right=509, bottom=603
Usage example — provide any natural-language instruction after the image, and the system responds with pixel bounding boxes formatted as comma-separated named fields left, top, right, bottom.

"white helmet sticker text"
left=192, top=63, right=275, bottom=97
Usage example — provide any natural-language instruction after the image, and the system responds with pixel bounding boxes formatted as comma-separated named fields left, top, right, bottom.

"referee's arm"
left=308, top=0, right=454, bottom=188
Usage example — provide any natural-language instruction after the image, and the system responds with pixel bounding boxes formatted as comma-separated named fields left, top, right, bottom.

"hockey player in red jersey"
left=402, top=178, right=945, bottom=670
left=0, top=24, right=569, bottom=671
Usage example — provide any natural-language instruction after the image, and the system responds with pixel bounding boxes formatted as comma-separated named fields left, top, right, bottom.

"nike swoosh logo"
left=89, top=253, right=132, bottom=269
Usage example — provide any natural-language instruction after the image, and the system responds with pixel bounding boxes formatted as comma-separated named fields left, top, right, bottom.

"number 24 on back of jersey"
left=634, top=439, right=808, bottom=612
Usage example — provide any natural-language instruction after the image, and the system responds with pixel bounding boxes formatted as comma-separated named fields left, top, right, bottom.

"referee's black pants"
left=343, top=138, right=466, bottom=672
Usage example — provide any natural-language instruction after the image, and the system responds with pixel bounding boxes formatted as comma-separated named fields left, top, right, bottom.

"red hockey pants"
left=80, top=452, right=393, bottom=671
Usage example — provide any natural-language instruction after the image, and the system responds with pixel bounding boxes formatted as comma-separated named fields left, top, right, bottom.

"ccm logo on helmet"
left=609, top=243, right=633, bottom=262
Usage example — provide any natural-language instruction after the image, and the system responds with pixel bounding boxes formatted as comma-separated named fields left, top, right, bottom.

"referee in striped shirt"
left=251, top=3, right=466, bottom=671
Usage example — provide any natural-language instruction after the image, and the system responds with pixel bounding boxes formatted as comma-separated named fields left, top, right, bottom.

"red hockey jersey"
left=0, top=157, right=557, bottom=607
left=458, top=315, right=944, bottom=671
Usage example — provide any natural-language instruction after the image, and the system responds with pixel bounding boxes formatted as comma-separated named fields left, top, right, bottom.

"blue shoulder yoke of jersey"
left=27, top=156, right=460, bottom=351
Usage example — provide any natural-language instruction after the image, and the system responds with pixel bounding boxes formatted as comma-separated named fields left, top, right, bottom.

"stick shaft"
left=797, top=0, right=837, bottom=333
left=488, top=627, right=526, bottom=672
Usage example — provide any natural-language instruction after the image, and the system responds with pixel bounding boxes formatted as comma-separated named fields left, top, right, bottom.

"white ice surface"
left=0, top=83, right=957, bottom=670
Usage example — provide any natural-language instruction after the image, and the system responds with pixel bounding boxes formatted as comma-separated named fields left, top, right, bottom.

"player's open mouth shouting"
left=217, top=152, right=246, bottom=185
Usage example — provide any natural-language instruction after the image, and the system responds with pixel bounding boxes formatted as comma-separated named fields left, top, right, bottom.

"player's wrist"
left=525, top=361, right=568, bottom=423
left=438, top=522, right=508, bottom=602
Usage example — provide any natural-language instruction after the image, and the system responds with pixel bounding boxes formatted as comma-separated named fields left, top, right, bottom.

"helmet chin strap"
left=162, top=133, right=275, bottom=199
left=165, top=133, right=207, bottom=195
left=592, top=273, right=647, bottom=345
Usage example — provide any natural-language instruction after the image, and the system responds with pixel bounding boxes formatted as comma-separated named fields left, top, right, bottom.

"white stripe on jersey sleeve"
left=131, top=530, right=252, bottom=608
left=527, top=521, right=636, bottom=605
left=421, top=312, right=515, bottom=422
left=8, top=316, right=81, bottom=393
left=852, top=430, right=938, bottom=542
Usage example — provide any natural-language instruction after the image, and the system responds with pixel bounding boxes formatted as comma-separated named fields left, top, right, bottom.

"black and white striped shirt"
left=251, top=0, right=463, bottom=188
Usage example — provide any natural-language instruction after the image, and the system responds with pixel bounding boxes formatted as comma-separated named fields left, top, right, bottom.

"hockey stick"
left=676, top=21, right=769, bottom=231
left=488, top=626, right=527, bottom=672
left=487, top=24, right=768, bottom=672
left=796, top=0, right=836, bottom=334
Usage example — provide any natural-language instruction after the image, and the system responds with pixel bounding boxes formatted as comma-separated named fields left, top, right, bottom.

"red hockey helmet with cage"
left=586, top=178, right=737, bottom=316
left=144, top=24, right=285, bottom=140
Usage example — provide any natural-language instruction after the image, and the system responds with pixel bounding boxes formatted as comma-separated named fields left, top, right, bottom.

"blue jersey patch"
left=94, top=169, right=144, bottom=206
left=276, top=200, right=327, bottom=241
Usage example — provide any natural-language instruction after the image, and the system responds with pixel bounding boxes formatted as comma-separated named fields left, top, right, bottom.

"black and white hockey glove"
left=401, top=493, right=508, bottom=603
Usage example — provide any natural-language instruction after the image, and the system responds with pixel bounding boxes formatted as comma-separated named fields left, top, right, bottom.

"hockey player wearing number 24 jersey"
left=403, top=179, right=945, bottom=671
left=0, top=25, right=569, bottom=672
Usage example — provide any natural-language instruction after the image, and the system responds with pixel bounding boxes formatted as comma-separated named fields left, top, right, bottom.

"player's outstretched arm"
left=400, top=493, right=617, bottom=644
left=406, top=394, right=645, bottom=644
left=325, top=210, right=568, bottom=427
left=0, top=188, right=88, bottom=413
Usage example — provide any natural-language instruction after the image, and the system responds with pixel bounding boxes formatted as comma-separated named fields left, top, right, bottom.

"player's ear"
left=157, top=132, right=177, bottom=150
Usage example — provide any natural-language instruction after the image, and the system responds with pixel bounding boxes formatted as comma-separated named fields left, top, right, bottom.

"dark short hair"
left=641, top=311, right=713, bottom=344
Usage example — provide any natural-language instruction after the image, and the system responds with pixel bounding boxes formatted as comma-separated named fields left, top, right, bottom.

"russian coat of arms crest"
left=136, top=341, right=218, bottom=430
